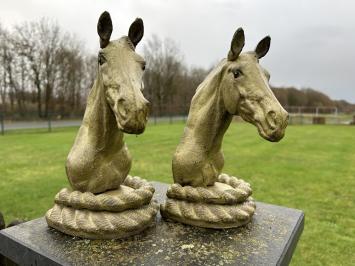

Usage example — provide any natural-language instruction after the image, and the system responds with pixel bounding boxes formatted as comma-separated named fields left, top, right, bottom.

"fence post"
left=0, top=112, right=4, bottom=135
left=154, top=114, right=157, bottom=125
left=48, top=113, right=52, bottom=132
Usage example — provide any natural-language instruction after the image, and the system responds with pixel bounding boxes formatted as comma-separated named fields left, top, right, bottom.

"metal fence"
left=0, top=111, right=354, bottom=135
left=0, top=112, right=192, bottom=135
left=288, top=114, right=355, bottom=125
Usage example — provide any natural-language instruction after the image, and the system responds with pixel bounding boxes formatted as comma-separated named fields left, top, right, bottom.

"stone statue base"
left=1, top=182, right=305, bottom=265
left=46, top=176, right=159, bottom=239
left=160, top=174, right=256, bottom=228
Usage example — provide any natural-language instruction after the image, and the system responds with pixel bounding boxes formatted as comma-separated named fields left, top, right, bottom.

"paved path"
left=1, top=116, right=187, bottom=131
left=2, top=120, right=82, bottom=130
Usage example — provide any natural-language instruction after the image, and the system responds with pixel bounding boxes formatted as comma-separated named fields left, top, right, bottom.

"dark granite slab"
left=0, top=182, right=304, bottom=266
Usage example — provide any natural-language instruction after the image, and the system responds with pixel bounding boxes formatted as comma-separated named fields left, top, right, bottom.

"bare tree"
left=4, top=35, right=31, bottom=116
left=177, top=66, right=208, bottom=113
left=0, top=23, right=9, bottom=113
left=56, top=36, right=82, bottom=115
left=143, top=35, right=183, bottom=115
left=55, top=35, right=96, bottom=116
left=81, top=54, right=97, bottom=105
left=13, top=18, right=62, bottom=117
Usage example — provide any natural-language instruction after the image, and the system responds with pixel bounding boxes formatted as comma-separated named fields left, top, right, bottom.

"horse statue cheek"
left=45, top=12, right=158, bottom=239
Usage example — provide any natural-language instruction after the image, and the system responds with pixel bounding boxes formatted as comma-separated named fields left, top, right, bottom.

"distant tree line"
left=0, top=18, right=353, bottom=120
left=272, top=87, right=355, bottom=114
left=0, top=19, right=96, bottom=119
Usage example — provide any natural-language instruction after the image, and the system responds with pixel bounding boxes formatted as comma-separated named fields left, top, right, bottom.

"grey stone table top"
left=0, top=182, right=304, bottom=266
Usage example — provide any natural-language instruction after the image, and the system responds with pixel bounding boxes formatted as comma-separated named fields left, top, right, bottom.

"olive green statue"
left=161, top=28, right=289, bottom=228
left=46, top=11, right=158, bottom=239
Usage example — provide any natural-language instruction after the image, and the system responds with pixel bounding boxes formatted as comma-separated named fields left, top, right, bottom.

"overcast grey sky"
left=1, top=0, right=354, bottom=102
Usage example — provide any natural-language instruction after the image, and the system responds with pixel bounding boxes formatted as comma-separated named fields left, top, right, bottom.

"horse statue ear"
left=255, top=36, right=271, bottom=59
left=97, top=11, right=113, bottom=49
left=128, top=18, right=144, bottom=47
left=228, top=28, right=245, bottom=61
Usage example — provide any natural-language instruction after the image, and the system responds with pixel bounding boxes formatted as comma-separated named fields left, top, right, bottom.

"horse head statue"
left=163, top=28, right=289, bottom=229
left=66, top=12, right=149, bottom=193
left=172, top=28, right=288, bottom=187
left=97, top=11, right=149, bottom=134
left=222, top=28, right=288, bottom=141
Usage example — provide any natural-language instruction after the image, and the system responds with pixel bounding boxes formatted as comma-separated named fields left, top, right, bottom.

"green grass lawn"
left=0, top=122, right=354, bottom=265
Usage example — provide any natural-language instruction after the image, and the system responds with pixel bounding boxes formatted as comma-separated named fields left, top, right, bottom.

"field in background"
left=0, top=123, right=354, bottom=265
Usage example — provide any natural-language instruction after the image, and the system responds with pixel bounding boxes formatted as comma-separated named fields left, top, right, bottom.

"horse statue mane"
left=46, top=11, right=158, bottom=239
left=161, top=28, right=288, bottom=228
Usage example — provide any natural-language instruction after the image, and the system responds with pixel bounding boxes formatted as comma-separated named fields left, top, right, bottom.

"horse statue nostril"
left=136, top=106, right=148, bottom=121
left=267, top=110, right=276, bottom=117
left=266, top=111, right=277, bottom=129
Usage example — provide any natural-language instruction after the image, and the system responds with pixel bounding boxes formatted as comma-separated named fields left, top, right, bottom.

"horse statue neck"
left=82, top=75, right=124, bottom=149
left=185, top=61, right=233, bottom=152
left=173, top=60, right=234, bottom=187
left=66, top=73, right=131, bottom=194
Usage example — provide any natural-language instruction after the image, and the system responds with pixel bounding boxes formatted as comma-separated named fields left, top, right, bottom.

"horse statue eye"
left=142, top=64, right=146, bottom=71
left=233, top=69, right=242, bottom=79
left=98, top=54, right=106, bottom=65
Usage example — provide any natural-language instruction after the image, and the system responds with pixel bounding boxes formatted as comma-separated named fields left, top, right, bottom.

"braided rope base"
left=54, top=176, right=154, bottom=212
left=46, top=201, right=159, bottom=239
left=46, top=176, right=158, bottom=239
left=161, top=174, right=256, bottom=229
left=160, top=198, right=255, bottom=229
left=167, top=174, right=252, bottom=204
